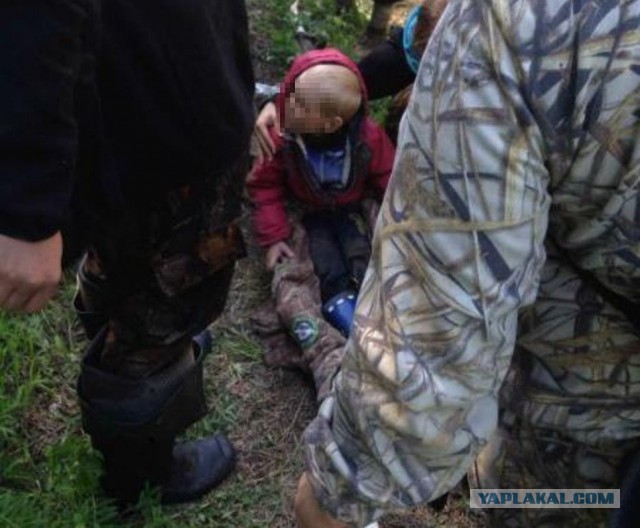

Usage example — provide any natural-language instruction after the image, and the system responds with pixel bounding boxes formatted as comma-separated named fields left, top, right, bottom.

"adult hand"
left=0, top=231, right=63, bottom=313
left=294, top=473, right=349, bottom=528
left=253, top=102, right=280, bottom=162
left=265, top=241, right=294, bottom=271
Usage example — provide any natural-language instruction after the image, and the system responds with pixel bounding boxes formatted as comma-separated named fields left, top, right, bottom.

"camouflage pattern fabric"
left=75, top=160, right=248, bottom=379
left=251, top=300, right=308, bottom=372
left=252, top=224, right=347, bottom=401
left=469, top=249, right=640, bottom=527
left=303, top=1, right=640, bottom=526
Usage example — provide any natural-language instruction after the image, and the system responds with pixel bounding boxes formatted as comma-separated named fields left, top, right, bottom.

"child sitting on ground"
left=246, top=48, right=395, bottom=337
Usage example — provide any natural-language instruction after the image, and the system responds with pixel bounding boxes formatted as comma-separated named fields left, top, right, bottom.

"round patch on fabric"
left=289, top=316, right=320, bottom=349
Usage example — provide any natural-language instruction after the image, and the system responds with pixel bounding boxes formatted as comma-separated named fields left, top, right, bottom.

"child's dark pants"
left=302, top=207, right=371, bottom=303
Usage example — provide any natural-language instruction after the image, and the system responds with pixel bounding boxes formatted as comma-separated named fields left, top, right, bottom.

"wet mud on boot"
left=161, top=433, right=235, bottom=504
left=78, top=327, right=236, bottom=506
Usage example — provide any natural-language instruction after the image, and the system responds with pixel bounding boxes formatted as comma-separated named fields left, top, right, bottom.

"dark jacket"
left=0, top=0, right=254, bottom=242
left=246, top=49, right=395, bottom=248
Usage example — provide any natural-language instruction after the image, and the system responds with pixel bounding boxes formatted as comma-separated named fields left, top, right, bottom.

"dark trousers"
left=358, top=27, right=416, bottom=100
left=74, top=161, right=247, bottom=378
left=302, top=208, right=371, bottom=304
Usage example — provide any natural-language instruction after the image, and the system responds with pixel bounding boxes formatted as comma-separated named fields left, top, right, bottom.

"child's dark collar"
left=300, top=107, right=365, bottom=149
left=282, top=107, right=365, bottom=148
left=301, top=126, right=348, bottom=150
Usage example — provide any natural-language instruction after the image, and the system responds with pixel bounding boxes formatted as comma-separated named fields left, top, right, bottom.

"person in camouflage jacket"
left=295, top=1, right=640, bottom=527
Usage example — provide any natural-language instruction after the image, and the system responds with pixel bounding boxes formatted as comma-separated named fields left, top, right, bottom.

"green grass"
left=253, top=0, right=392, bottom=125
left=0, top=283, right=121, bottom=527
left=0, top=3, right=368, bottom=525
left=0, top=3, right=418, bottom=527
left=0, top=268, right=314, bottom=527
left=254, top=0, right=369, bottom=71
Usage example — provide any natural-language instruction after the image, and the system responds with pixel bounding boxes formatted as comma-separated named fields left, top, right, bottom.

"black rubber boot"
left=78, top=327, right=236, bottom=506
left=96, top=430, right=236, bottom=506
left=161, top=433, right=235, bottom=504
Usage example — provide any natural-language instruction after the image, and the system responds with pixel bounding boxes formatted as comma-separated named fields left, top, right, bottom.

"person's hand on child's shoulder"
left=265, top=241, right=294, bottom=271
left=252, top=102, right=280, bottom=163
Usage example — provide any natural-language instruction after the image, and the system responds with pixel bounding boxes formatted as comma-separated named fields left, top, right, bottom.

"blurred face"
left=283, top=81, right=336, bottom=134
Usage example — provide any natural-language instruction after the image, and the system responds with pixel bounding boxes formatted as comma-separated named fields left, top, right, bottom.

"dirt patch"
left=211, top=1, right=489, bottom=526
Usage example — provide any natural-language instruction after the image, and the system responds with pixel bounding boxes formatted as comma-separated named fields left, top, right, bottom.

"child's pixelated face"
left=283, top=79, right=337, bottom=134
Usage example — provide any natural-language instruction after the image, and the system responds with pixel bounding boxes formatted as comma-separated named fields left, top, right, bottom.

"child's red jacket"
left=246, top=48, right=396, bottom=248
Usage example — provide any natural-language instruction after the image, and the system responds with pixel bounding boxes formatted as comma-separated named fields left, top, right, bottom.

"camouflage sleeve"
left=303, top=1, right=553, bottom=524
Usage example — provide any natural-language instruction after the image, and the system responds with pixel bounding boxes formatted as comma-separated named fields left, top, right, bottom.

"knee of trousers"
left=77, top=326, right=208, bottom=445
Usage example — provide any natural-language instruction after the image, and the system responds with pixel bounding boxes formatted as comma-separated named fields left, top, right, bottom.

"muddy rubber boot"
left=96, top=430, right=236, bottom=506
left=78, top=327, right=236, bottom=506
left=161, top=433, right=235, bottom=504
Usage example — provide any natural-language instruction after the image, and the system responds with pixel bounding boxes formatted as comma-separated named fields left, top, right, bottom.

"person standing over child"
left=0, top=0, right=254, bottom=506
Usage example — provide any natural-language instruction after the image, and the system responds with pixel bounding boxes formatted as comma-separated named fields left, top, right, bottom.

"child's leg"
left=333, top=208, right=372, bottom=290
left=268, top=224, right=346, bottom=401
left=302, top=212, right=351, bottom=304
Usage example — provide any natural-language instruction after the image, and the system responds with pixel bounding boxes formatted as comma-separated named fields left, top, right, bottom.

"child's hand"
left=252, top=102, right=280, bottom=163
left=265, top=241, right=294, bottom=270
